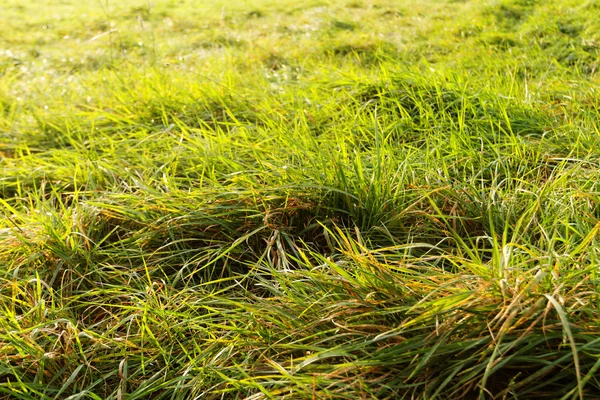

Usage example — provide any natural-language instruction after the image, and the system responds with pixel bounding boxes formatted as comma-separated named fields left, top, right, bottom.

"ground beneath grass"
left=1, top=0, right=600, bottom=399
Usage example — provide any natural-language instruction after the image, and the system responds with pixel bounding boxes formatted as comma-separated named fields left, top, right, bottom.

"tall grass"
left=1, top=0, right=600, bottom=398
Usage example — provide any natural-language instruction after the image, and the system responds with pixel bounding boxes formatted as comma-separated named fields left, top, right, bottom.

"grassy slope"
left=1, top=0, right=600, bottom=398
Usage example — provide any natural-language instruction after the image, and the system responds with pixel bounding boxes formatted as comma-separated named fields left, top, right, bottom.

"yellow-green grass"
left=1, top=0, right=600, bottom=398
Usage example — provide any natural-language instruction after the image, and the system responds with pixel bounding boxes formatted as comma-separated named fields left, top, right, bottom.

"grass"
left=1, top=0, right=600, bottom=398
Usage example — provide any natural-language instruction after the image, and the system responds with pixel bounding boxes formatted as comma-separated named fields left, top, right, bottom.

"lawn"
left=1, top=0, right=600, bottom=398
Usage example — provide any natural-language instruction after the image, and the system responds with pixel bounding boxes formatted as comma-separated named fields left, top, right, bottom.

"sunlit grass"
left=1, top=0, right=600, bottom=398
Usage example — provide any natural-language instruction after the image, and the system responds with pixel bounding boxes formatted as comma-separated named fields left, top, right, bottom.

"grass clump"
left=1, top=0, right=600, bottom=398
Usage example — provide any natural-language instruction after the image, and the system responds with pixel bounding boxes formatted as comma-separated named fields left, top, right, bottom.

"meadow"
left=1, top=0, right=600, bottom=398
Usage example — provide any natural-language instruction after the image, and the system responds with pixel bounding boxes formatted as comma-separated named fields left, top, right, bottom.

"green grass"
left=1, top=0, right=600, bottom=398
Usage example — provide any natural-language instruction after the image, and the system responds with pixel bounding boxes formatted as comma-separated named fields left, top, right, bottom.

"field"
left=1, top=0, right=600, bottom=398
